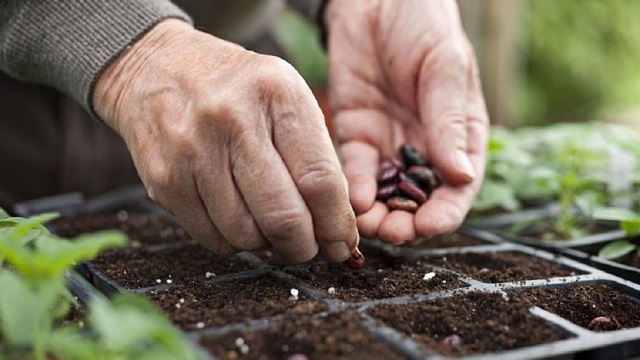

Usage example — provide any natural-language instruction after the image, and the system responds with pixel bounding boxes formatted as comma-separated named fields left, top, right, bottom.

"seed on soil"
left=347, top=247, right=366, bottom=269
left=588, top=316, right=615, bottom=332
left=442, top=334, right=463, bottom=348
left=386, top=196, right=419, bottom=212
left=287, top=354, right=310, bottom=360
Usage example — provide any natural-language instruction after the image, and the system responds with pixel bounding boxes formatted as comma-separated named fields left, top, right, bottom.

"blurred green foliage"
left=518, top=0, right=640, bottom=125
left=272, top=9, right=328, bottom=88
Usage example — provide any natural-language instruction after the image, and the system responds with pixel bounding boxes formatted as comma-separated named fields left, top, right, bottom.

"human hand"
left=93, top=19, right=358, bottom=263
left=325, top=0, right=489, bottom=244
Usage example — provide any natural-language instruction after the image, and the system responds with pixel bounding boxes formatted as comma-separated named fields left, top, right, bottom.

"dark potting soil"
left=519, top=284, right=640, bottom=332
left=199, top=311, right=406, bottom=360
left=149, top=275, right=326, bottom=330
left=284, top=246, right=464, bottom=302
left=408, top=233, right=489, bottom=250
left=49, top=211, right=191, bottom=249
left=425, top=251, right=577, bottom=283
left=367, top=291, right=570, bottom=356
left=89, top=242, right=254, bottom=289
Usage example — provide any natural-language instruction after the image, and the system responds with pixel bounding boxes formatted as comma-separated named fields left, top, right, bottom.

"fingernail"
left=455, top=150, right=476, bottom=180
left=324, top=241, right=351, bottom=262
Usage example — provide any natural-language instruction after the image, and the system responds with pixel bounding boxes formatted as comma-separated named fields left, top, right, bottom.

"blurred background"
left=272, top=0, right=640, bottom=130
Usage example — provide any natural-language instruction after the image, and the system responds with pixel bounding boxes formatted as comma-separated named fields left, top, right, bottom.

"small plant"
left=0, top=209, right=201, bottom=360
left=595, top=207, right=640, bottom=261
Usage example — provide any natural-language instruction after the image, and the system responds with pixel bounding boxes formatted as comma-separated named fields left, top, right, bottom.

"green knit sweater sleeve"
left=0, top=0, right=192, bottom=112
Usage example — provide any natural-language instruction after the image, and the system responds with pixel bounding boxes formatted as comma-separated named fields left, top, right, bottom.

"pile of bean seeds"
left=376, top=144, right=442, bottom=213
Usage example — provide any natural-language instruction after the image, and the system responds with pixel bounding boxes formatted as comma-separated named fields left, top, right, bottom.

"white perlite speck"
left=205, top=271, right=216, bottom=278
left=156, top=279, right=162, bottom=284
left=240, top=344, right=249, bottom=354
left=289, top=288, right=299, bottom=301
left=327, top=287, right=336, bottom=295
left=179, top=298, right=185, bottom=304
left=166, top=279, right=173, bottom=284
left=175, top=303, right=181, bottom=309
left=235, top=337, right=245, bottom=347
left=422, top=272, right=436, bottom=281
left=196, top=322, right=205, bottom=329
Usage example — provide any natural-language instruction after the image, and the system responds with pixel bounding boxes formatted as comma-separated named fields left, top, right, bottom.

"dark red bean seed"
left=398, top=180, right=428, bottom=204
left=442, top=334, right=463, bottom=348
left=376, top=183, right=397, bottom=201
left=406, top=165, right=435, bottom=191
left=386, top=196, right=419, bottom=212
left=377, top=162, right=400, bottom=184
left=588, top=316, right=615, bottom=332
left=400, top=144, right=426, bottom=167
left=347, top=247, right=365, bottom=269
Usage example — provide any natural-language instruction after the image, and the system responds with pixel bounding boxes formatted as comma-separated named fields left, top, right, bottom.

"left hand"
left=325, top=0, right=489, bottom=244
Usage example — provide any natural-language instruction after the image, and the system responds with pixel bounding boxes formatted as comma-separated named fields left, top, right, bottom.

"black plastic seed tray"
left=15, top=189, right=640, bottom=359
left=73, top=226, right=640, bottom=359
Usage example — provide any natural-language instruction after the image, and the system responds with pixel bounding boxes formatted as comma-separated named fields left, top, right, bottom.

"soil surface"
left=407, top=233, right=489, bottom=250
left=199, top=311, right=406, bottom=360
left=367, top=291, right=570, bottom=356
left=90, top=242, right=254, bottom=289
left=520, top=284, right=640, bottom=332
left=425, top=251, right=577, bottom=283
left=284, top=246, right=465, bottom=302
left=50, top=211, right=191, bottom=249
left=149, top=275, right=326, bottom=330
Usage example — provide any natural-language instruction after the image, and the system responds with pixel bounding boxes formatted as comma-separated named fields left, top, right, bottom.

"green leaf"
left=0, top=271, right=66, bottom=347
left=621, top=219, right=640, bottom=236
left=592, top=207, right=639, bottom=221
left=0, top=207, right=9, bottom=220
left=90, top=294, right=199, bottom=360
left=598, top=240, right=637, bottom=260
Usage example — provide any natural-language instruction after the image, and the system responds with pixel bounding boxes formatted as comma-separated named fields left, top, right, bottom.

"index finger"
left=272, top=79, right=359, bottom=262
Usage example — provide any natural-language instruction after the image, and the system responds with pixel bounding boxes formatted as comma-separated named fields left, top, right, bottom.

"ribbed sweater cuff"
left=0, top=0, right=192, bottom=112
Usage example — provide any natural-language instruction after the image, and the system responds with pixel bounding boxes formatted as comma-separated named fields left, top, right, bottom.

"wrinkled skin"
left=93, top=0, right=488, bottom=261
left=326, top=0, right=489, bottom=244
left=94, top=20, right=357, bottom=263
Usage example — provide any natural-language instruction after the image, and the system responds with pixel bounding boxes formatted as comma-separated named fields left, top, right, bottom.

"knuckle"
left=147, top=162, right=177, bottom=192
left=296, top=159, right=344, bottom=198
left=259, top=206, right=308, bottom=240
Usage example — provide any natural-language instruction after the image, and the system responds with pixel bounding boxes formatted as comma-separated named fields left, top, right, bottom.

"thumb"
left=418, top=40, right=476, bottom=186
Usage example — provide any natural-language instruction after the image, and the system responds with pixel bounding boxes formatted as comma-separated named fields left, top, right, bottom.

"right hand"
left=93, top=19, right=358, bottom=263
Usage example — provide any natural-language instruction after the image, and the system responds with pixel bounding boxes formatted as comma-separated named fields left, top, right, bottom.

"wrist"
left=93, top=19, right=193, bottom=129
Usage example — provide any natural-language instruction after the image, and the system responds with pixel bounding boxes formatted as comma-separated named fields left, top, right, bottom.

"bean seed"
left=386, top=196, right=419, bottom=212
left=406, top=165, right=436, bottom=191
left=588, top=316, right=615, bottom=332
left=376, top=183, right=397, bottom=201
left=377, top=162, right=400, bottom=184
left=398, top=179, right=428, bottom=204
left=400, top=143, right=427, bottom=167
left=442, top=334, right=463, bottom=348
left=347, top=247, right=365, bottom=269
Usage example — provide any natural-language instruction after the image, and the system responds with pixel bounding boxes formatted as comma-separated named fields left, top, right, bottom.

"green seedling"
left=595, top=207, right=640, bottom=260
left=0, top=209, right=200, bottom=360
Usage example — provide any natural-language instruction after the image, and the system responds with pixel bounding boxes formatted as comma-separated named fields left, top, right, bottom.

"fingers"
left=141, top=154, right=235, bottom=256
left=416, top=45, right=489, bottom=236
left=341, top=141, right=379, bottom=215
left=271, top=75, right=359, bottom=262
left=418, top=38, right=476, bottom=186
left=356, top=201, right=388, bottom=238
